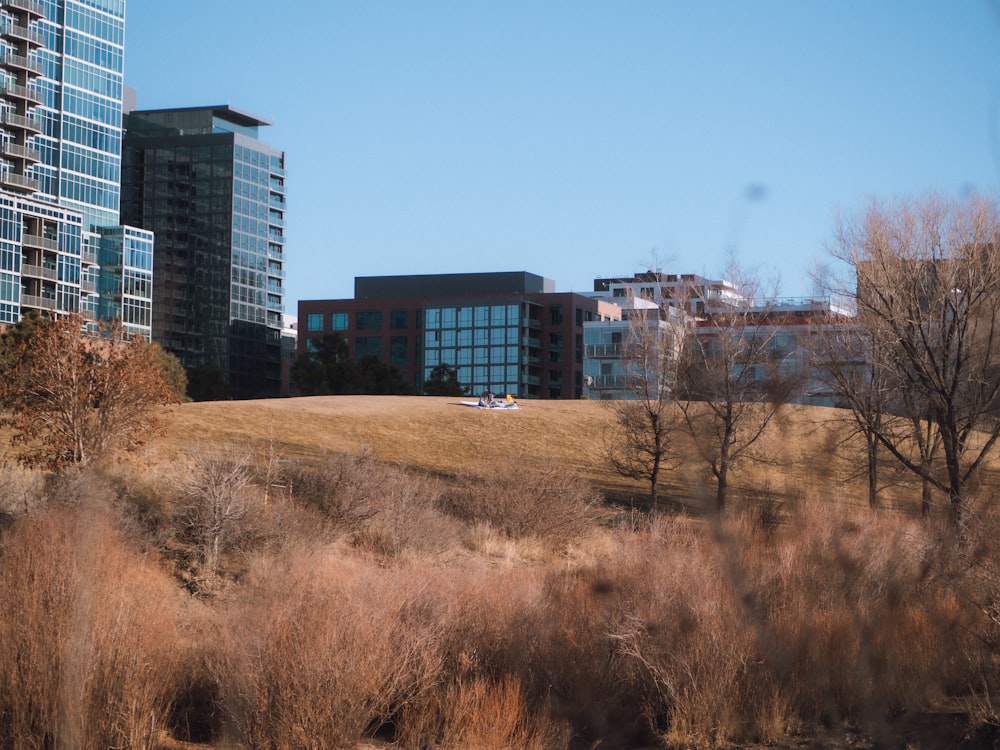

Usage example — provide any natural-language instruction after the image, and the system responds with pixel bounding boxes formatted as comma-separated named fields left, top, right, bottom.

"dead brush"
left=278, top=449, right=384, bottom=528
left=440, top=459, right=612, bottom=544
left=605, top=514, right=791, bottom=747
left=209, top=548, right=443, bottom=748
left=0, top=460, right=45, bottom=519
left=401, top=674, right=571, bottom=750
left=715, top=497, right=973, bottom=735
left=0, top=505, right=181, bottom=749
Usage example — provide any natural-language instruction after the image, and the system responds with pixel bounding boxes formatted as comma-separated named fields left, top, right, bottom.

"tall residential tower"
left=0, top=0, right=153, bottom=335
left=121, top=105, right=287, bottom=399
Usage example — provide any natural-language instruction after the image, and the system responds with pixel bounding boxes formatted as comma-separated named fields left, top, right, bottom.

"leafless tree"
left=0, top=314, right=174, bottom=469
left=675, top=265, right=793, bottom=512
left=605, top=303, right=686, bottom=509
left=828, top=193, right=1000, bottom=527
left=181, top=447, right=259, bottom=589
left=811, top=317, right=892, bottom=509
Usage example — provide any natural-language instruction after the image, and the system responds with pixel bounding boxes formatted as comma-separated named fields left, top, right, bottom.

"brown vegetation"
left=0, top=314, right=175, bottom=469
left=0, top=397, right=999, bottom=748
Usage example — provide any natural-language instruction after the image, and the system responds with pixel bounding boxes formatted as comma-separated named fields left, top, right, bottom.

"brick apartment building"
left=298, top=271, right=620, bottom=398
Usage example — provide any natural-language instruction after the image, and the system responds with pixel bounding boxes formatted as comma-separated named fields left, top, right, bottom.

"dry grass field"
left=2, top=395, right=1000, bottom=749
left=149, top=395, right=955, bottom=516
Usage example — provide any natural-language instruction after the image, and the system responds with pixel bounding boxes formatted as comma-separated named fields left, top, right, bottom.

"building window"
left=356, top=310, right=383, bottom=330
left=390, top=335, right=408, bottom=365
left=391, top=309, right=408, bottom=329
left=331, top=312, right=348, bottom=330
left=306, top=312, right=323, bottom=331
left=355, top=336, right=382, bottom=360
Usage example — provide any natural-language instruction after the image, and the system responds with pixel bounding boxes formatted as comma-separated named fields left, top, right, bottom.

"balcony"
left=520, top=336, right=540, bottom=349
left=22, top=232, right=56, bottom=251
left=80, top=308, right=96, bottom=321
left=0, top=170, right=37, bottom=192
left=267, top=245, right=284, bottom=261
left=584, top=343, right=625, bottom=358
left=587, top=375, right=627, bottom=389
left=1, top=20, right=44, bottom=46
left=80, top=279, right=96, bottom=294
left=80, top=250, right=98, bottom=265
left=2, top=141, right=40, bottom=162
left=2, top=0, right=46, bottom=19
left=21, top=293, right=55, bottom=310
left=1, top=111, right=41, bottom=133
left=1, top=51, right=43, bottom=76
left=0, top=81, right=41, bottom=105
left=21, top=262, right=56, bottom=280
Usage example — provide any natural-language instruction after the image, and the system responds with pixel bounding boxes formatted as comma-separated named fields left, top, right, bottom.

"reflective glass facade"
left=98, top=223, right=152, bottom=337
left=122, top=106, right=286, bottom=398
left=0, top=192, right=82, bottom=322
left=424, top=303, right=522, bottom=397
left=0, top=0, right=150, bottom=336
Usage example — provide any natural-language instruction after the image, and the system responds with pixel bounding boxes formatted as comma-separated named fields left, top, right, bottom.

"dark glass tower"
left=121, top=106, right=287, bottom=399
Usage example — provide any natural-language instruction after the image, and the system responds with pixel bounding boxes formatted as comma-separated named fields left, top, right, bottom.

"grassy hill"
left=150, top=395, right=931, bottom=516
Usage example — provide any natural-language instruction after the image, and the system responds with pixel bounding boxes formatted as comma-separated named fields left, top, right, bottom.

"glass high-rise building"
left=0, top=0, right=152, bottom=337
left=121, top=106, right=287, bottom=399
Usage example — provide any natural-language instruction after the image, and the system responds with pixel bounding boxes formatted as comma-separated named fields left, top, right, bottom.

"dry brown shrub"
left=386, top=559, right=578, bottom=749
left=0, top=460, right=45, bottom=518
left=441, top=460, right=612, bottom=544
left=938, top=502, right=1000, bottom=725
left=279, top=451, right=464, bottom=561
left=407, top=674, right=571, bottom=750
left=352, top=466, right=464, bottom=562
left=605, top=515, right=791, bottom=747
left=707, top=497, right=981, bottom=742
left=0, top=505, right=181, bottom=749
left=210, top=549, right=442, bottom=748
left=522, top=562, right=656, bottom=746
left=279, top=449, right=384, bottom=527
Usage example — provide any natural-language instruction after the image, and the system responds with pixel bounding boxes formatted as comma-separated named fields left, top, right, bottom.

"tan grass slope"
left=150, top=395, right=900, bottom=513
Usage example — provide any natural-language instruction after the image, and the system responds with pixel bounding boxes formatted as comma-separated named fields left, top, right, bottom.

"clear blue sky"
left=124, top=1, right=1000, bottom=306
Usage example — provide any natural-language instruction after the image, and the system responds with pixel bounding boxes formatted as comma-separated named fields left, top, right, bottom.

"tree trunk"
left=649, top=449, right=660, bottom=513
left=867, top=433, right=878, bottom=509
left=948, top=490, right=963, bottom=531
left=716, top=462, right=728, bottom=513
